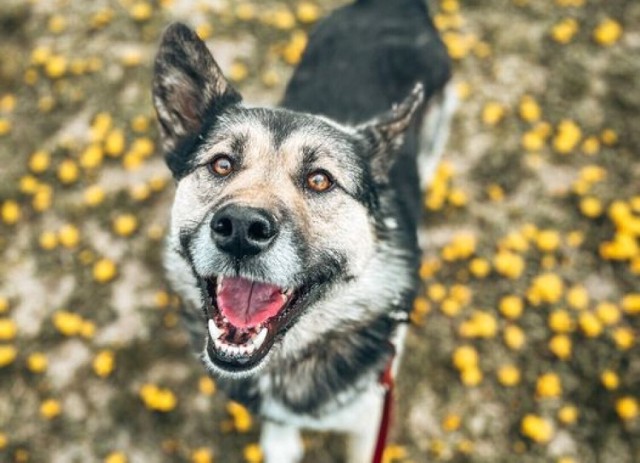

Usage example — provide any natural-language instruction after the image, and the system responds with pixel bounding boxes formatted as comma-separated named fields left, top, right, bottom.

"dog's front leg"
left=261, top=420, right=304, bottom=463
left=345, top=386, right=385, bottom=463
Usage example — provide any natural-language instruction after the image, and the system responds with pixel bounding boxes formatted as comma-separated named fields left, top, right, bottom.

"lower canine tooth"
left=253, top=327, right=268, bottom=348
left=208, top=319, right=223, bottom=340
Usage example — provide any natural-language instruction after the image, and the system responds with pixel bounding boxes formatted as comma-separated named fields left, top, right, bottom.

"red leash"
left=372, top=354, right=395, bottom=463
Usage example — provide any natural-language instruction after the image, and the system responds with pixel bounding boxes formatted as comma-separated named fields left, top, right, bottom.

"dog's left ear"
left=153, top=23, right=241, bottom=154
left=357, top=83, right=424, bottom=182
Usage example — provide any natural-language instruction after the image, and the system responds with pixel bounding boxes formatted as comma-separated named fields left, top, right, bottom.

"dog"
left=152, top=0, right=453, bottom=461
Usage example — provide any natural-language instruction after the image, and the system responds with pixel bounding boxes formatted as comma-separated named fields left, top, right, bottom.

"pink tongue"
left=216, top=277, right=286, bottom=328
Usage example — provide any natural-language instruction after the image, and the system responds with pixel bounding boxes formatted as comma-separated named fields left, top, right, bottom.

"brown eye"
left=209, top=155, right=233, bottom=177
left=306, top=170, right=333, bottom=192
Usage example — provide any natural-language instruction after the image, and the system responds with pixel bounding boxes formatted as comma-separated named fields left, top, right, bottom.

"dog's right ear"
left=153, top=23, right=241, bottom=155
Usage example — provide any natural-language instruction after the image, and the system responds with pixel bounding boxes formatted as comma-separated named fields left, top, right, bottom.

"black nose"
left=210, top=205, right=279, bottom=258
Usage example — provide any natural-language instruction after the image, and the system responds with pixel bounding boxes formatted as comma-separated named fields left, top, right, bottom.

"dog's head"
left=153, top=23, right=423, bottom=377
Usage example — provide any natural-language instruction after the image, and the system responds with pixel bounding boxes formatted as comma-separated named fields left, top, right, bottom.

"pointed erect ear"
left=357, top=83, right=425, bottom=182
left=152, top=23, right=241, bottom=153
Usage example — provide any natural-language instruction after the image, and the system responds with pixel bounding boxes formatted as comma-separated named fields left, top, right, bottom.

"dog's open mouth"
left=203, top=276, right=300, bottom=371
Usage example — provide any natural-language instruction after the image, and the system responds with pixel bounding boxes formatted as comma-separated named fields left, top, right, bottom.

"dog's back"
left=282, top=0, right=450, bottom=122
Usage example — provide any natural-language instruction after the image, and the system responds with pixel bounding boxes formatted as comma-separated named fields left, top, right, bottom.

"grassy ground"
left=0, top=0, right=638, bottom=462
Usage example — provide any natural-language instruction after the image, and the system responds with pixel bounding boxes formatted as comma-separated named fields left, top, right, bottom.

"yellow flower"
left=58, top=224, right=80, bottom=248
left=191, top=448, right=213, bottom=463
left=80, top=144, right=104, bottom=169
left=105, top=129, right=125, bottom=157
left=566, top=230, right=584, bottom=247
left=53, top=311, right=84, bottom=336
left=601, top=128, right=618, bottom=145
left=296, top=2, right=320, bottom=24
left=536, top=229, right=561, bottom=253
left=595, top=302, right=621, bottom=325
left=527, top=273, right=564, bottom=305
left=195, top=23, right=213, bottom=40
left=593, top=18, right=623, bottom=46
left=448, top=188, right=468, bottom=207
left=48, top=14, right=67, bottom=34
left=113, top=214, right=138, bottom=237
left=81, top=321, right=96, bottom=339
left=615, top=397, right=638, bottom=421
left=27, top=352, right=47, bottom=373
left=522, top=129, right=545, bottom=151
left=227, top=401, right=252, bottom=432
left=273, top=8, right=297, bottom=30
left=551, top=18, right=579, bottom=44
left=621, top=294, right=640, bottom=314
left=460, top=366, right=483, bottom=386
left=601, top=370, right=619, bottom=390
left=130, top=2, right=153, bottom=21
left=493, top=250, right=525, bottom=279
left=57, top=159, right=79, bottom=184
left=282, top=31, right=308, bottom=65
left=91, top=112, right=112, bottom=142
left=612, top=327, right=635, bottom=351
left=427, top=283, right=447, bottom=303
left=104, top=452, right=127, bottom=463
left=40, top=399, right=61, bottom=419
left=548, top=310, right=574, bottom=333
left=131, top=115, right=148, bottom=133
left=0, top=345, right=17, bottom=367
left=93, top=259, right=117, bottom=283
left=440, top=298, right=462, bottom=317
left=469, top=258, right=490, bottom=278
left=521, top=414, right=553, bottom=443
left=581, top=136, right=600, bottom=155
left=487, top=184, right=505, bottom=202
left=459, top=310, right=497, bottom=338
left=482, top=101, right=505, bottom=126
left=93, top=350, right=115, bottom=378
left=45, top=55, right=67, bottom=79
left=442, top=414, right=461, bottom=432
left=29, top=150, right=51, bottom=173
left=553, top=120, right=582, bottom=154
left=452, top=345, right=478, bottom=370
left=519, top=95, right=541, bottom=122
left=84, top=185, right=106, bottom=207
left=199, top=376, right=216, bottom=396
left=0, top=319, right=17, bottom=341
left=504, top=325, right=526, bottom=350
left=578, top=312, right=603, bottom=337
left=140, top=384, right=177, bottom=412
left=450, top=285, right=472, bottom=304
left=566, top=285, right=589, bottom=310
left=499, top=296, right=523, bottom=320
left=0, top=297, right=7, bottom=313
left=243, top=444, right=262, bottom=463
left=497, top=365, right=521, bottom=387
left=580, top=197, right=602, bottom=218
left=537, top=373, right=562, bottom=399
left=1, top=200, right=21, bottom=225
left=557, top=405, right=578, bottom=425
left=442, top=233, right=476, bottom=261
left=0, top=432, right=6, bottom=449
left=130, top=138, right=155, bottom=158
left=229, top=61, right=249, bottom=82
left=549, top=335, right=572, bottom=360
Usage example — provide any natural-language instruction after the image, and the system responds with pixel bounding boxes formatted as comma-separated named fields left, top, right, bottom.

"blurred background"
left=0, top=0, right=638, bottom=462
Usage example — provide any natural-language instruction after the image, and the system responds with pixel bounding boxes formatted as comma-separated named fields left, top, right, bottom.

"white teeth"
left=216, top=278, right=223, bottom=294
left=208, top=319, right=223, bottom=340
left=253, top=327, right=268, bottom=348
left=282, top=288, right=292, bottom=296
left=209, top=323, right=269, bottom=358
